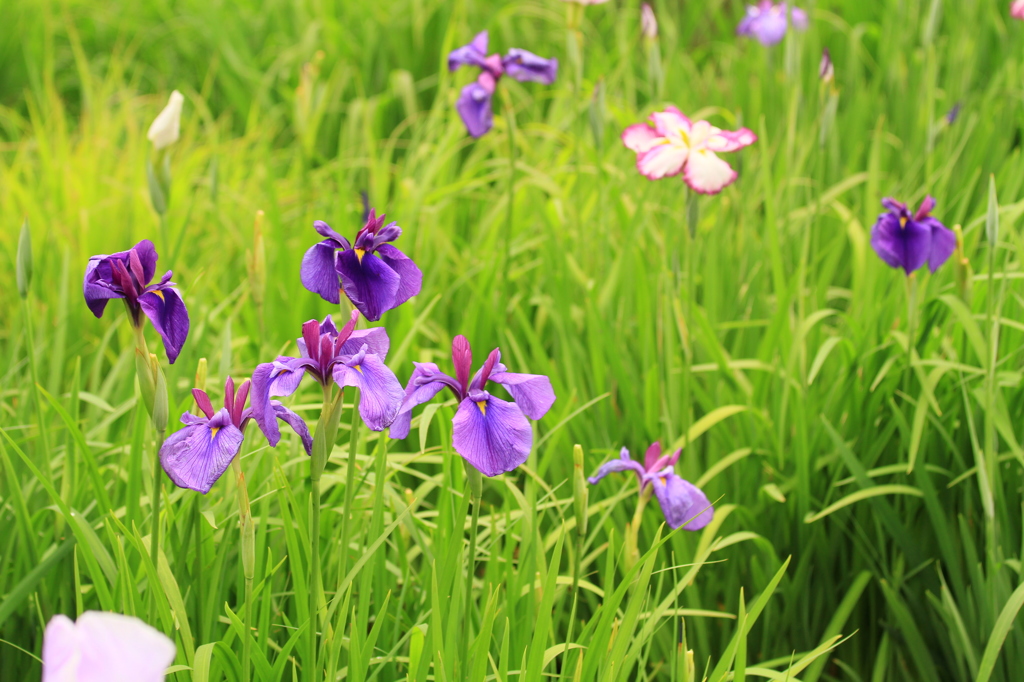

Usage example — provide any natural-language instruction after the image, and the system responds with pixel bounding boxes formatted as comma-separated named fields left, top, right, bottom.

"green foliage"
left=2, top=0, right=1024, bottom=680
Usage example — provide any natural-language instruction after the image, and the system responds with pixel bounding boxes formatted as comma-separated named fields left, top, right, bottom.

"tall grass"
left=2, top=0, right=1024, bottom=679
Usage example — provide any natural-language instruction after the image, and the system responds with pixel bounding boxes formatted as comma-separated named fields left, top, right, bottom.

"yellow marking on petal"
left=211, top=427, right=221, bottom=439
left=900, top=216, right=907, bottom=228
left=476, top=401, right=487, bottom=416
left=152, top=290, right=165, bottom=301
left=355, top=248, right=366, bottom=263
left=354, top=365, right=363, bottom=374
left=659, top=476, right=667, bottom=486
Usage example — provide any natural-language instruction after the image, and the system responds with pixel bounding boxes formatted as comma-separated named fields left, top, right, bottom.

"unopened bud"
left=152, top=355, right=169, bottom=434
left=16, top=218, right=32, bottom=299
left=467, top=464, right=483, bottom=501
left=954, top=225, right=973, bottom=302
left=986, top=174, right=999, bottom=247
left=194, top=357, right=208, bottom=393
left=573, top=444, right=588, bottom=538
left=819, top=49, right=834, bottom=85
left=641, top=3, right=658, bottom=40
left=135, top=348, right=157, bottom=417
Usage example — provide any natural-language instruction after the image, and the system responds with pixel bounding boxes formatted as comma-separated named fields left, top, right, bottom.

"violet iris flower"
left=589, top=442, right=713, bottom=531
left=251, top=311, right=404, bottom=441
left=43, top=611, right=176, bottom=682
left=160, top=377, right=312, bottom=494
left=390, top=335, right=556, bottom=477
left=448, top=31, right=558, bottom=138
left=301, top=209, right=422, bottom=322
left=83, top=239, right=190, bottom=363
left=870, top=196, right=956, bottom=275
left=737, top=2, right=808, bottom=46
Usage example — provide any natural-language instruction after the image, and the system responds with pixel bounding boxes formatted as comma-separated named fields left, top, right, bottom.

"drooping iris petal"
left=138, top=286, right=190, bottom=364
left=449, top=31, right=489, bottom=71
left=159, top=409, right=243, bottom=494
left=83, top=260, right=125, bottom=317
left=637, top=144, right=689, bottom=180
left=683, top=149, right=739, bottom=195
left=375, top=244, right=423, bottom=309
left=252, top=361, right=294, bottom=448
left=452, top=395, right=533, bottom=476
left=649, top=471, right=714, bottom=530
left=502, top=49, right=558, bottom=84
left=488, top=370, right=556, bottom=420
left=390, top=362, right=458, bottom=439
left=336, top=247, right=402, bottom=321
left=920, top=217, right=957, bottom=273
left=455, top=79, right=495, bottom=138
left=313, top=219, right=351, bottom=247
left=621, top=123, right=660, bottom=153
left=270, top=401, right=313, bottom=455
left=342, top=327, right=391, bottom=359
left=301, top=239, right=343, bottom=304
left=870, top=211, right=932, bottom=274
left=43, top=611, right=176, bottom=682
left=587, top=447, right=647, bottom=485
left=703, top=127, right=758, bottom=153
left=333, top=350, right=404, bottom=431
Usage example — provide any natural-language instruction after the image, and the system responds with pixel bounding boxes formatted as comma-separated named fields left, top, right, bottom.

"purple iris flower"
left=300, top=209, right=422, bottom=322
left=588, top=442, right=713, bottom=531
left=83, top=239, right=190, bottom=363
left=160, top=377, right=312, bottom=494
left=870, top=196, right=956, bottom=275
left=737, top=2, right=808, bottom=46
left=251, top=311, right=404, bottom=442
left=390, top=335, right=556, bottom=477
left=448, top=31, right=558, bottom=138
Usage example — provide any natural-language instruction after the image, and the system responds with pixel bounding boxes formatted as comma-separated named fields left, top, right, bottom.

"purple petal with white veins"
left=390, top=362, right=458, bottom=439
left=43, top=611, right=176, bottom=682
left=138, top=286, right=190, bottom=364
left=587, top=447, right=646, bottom=485
left=336, top=247, right=401, bottom=321
left=341, top=327, right=391, bottom=359
left=452, top=395, right=533, bottom=476
left=333, top=351, right=404, bottom=431
left=375, top=244, right=422, bottom=308
left=271, top=401, right=313, bottom=455
left=502, top=49, right=558, bottom=84
left=449, top=31, right=489, bottom=71
left=159, top=409, right=243, bottom=494
left=649, top=471, right=714, bottom=530
left=301, top=240, right=342, bottom=304
left=488, top=370, right=556, bottom=420
left=456, top=79, right=495, bottom=138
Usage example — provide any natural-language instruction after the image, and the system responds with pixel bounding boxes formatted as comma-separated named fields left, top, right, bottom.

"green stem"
left=464, top=480, right=481, bottom=640
left=682, top=190, right=697, bottom=452
left=149, top=426, right=164, bottom=623
left=193, top=494, right=204, bottom=644
left=904, top=273, right=917, bottom=399
left=309, top=383, right=336, bottom=682
left=338, top=393, right=362, bottom=581
left=232, top=457, right=255, bottom=682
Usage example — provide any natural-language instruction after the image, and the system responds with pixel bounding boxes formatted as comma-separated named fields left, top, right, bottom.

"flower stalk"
left=231, top=455, right=255, bottom=682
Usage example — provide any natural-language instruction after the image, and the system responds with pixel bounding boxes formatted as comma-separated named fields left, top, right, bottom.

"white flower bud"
left=147, top=90, right=184, bottom=150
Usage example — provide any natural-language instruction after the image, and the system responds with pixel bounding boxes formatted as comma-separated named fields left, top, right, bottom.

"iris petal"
left=138, top=286, right=190, bottom=364
left=333, top=351, right=405, bottom=431
left=159, top=410, right=243, bottom=494
left=452, top=395, right=533, bottom=477
left=488, top=370, right=556, bottom=420
left=390, top=362, right=458, bottom=439
left=649, top=472, right=714, bottom=530
left=43, top=611, right=176, bottom=682
left=375, top=244, right=423, bottom=309
left=301, top=239, right=342, bottom=304
left=336, top=247, right=401, bottom=321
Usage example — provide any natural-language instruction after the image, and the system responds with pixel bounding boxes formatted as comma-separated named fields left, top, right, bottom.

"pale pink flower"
left=621, top=107, right=757, bottom=195
left=1012, top=0, right=1024, bottom=19
left=42, top=611, right=176, bottom=681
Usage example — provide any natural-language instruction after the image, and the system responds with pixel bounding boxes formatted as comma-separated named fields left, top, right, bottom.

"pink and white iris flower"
left=621, top=107, right=757, bottom=195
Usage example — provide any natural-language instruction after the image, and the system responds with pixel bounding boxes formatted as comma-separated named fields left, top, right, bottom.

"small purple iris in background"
left=251, top=311, right=404, bottom=441
left=160, top=377, right=312, bottom=494
left=448, top=31, right=558, bottom=138
left=391, top=335, right=556, bottom=476
left=589, top=442, right=713, bottom=531
left=83, top=239, right=190, bottom=363
left=42, top=611, right=176, bottom=682
left=870, top=196, right=956, bottom=275
left=737, top=2, right=808, bottom=46
left=301, top=209, right=422, bottom=321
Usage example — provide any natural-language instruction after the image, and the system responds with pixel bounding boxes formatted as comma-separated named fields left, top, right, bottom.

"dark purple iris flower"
left=390, top=335, right=556, bottom=477
left=448, top=31, right=558, bottom=138
left=870, top=196, right=956, bottom=275
left=160, top=377, right=312, bottom=494
left=589, top=442, right=713, bottom=531
left=83, top=239, right=190, bottom=363
left=300, top=210, right=422, bottom=322
left=251, top=311, right=404, bottom=443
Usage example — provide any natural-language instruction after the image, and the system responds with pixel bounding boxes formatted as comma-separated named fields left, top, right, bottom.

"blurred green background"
left=3, top=0, right=1024, bottom=680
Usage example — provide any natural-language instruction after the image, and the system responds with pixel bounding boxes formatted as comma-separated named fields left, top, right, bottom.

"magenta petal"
left=488, top=370, right=556, bottom=420
left=138, top=286, right=190, bottom=364
left=43, top=611, right=176, bottom=682
left=452, top=395, right=533, bottom=476
left=643, top=442, right=662, bottom=470
left=301, top=240, right=342, bottom=304
left=375, top=244, right=422, bottom=308
left=271, top=401, right=313, bottom=455
left=456, top=80, right=495, bottom=138
left=649, top=472, right=714, bottom=530
left=390, top=362, right=455, bottom=439
left=333, top=351, right=404, bottom=431
left=159, top=410, right=243, bottom=494
left=336, top=248, right=401, bottom=322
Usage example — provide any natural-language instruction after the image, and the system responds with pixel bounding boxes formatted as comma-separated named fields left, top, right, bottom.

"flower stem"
left=149, top=425, right=164, bottom=624
left=904, top=272, right=918, bottom=398
left=463, top=466, right=482, bottom=642
left=338, top=392, right=361, bottom=580
left=20, top=297, right=51, bottom=483
left=232, top=457, right=255, bottom=682
left=193, top=494, right=204, bottom=643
